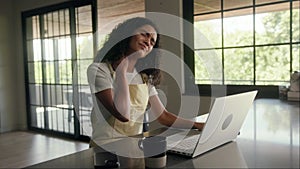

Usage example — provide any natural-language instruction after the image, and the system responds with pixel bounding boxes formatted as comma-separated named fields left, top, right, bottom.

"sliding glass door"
left=22, top=1, right=96, bottom=139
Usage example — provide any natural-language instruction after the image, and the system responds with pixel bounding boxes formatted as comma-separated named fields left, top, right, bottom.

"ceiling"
left=97, top=0, right=145, bottom=32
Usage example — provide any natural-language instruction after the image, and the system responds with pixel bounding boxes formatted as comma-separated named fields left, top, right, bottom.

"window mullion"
left=69, top=6, right=80, bottom=138
left=221, top=0, right=225, bottom=85
left=253, top=0, right=256, bottom=85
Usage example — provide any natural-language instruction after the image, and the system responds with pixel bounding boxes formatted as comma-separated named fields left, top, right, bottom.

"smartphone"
left=94, top=151, right=120, bottom=169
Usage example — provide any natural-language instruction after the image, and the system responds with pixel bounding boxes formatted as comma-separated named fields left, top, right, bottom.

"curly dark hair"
left=95, top=17, right=161, bottom=86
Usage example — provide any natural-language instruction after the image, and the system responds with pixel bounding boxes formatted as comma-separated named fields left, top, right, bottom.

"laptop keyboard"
left=167, top=134, right=200, bottom=156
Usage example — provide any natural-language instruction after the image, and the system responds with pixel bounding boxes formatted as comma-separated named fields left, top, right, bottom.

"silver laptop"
left=163, top=90, right=257, bottom=158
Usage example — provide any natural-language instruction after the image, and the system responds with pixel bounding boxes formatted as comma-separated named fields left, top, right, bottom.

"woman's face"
left=127, top=24, right=157, bottom=58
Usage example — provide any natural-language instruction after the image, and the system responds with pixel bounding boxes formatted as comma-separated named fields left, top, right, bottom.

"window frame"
left=22, top=0, right=97, bottom=141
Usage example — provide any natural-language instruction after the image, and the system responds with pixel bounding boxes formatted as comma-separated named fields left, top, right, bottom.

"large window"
left=23, top=0, right=145, bottom=139
left=23, top=1, right=97, bottom=139
left=192, top=0, right=299, bottom=89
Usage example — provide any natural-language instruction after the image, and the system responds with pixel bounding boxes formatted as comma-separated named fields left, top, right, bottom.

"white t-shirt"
left=87, top=62, right=158, bottom=96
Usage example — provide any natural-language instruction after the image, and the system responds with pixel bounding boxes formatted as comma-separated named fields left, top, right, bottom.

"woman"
left=87, top=17, right=204, bottom=147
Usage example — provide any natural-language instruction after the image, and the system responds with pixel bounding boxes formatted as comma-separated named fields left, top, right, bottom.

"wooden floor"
left=0, top=131, right=89, bottom=168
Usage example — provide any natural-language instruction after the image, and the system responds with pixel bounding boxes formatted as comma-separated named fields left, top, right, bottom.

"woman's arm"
left=148, top=95, right=204, bottom=130
left=94, top=58, right=131, bottom=122
left=112, top=58, right=131, bottom=121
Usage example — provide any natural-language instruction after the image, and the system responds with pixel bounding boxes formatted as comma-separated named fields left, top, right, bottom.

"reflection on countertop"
left=238, top=98, right=299, bottom=168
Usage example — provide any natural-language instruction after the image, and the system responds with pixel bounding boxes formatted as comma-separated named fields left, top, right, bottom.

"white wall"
left=0, top=1, right=17, bottom=132
left=0, top=0, right=70, bottom=133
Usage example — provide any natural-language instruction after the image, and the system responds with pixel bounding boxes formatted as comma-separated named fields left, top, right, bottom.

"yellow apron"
left=91, top=63, right=149, bottom=146
left=110, top=83, right=149, bottom=136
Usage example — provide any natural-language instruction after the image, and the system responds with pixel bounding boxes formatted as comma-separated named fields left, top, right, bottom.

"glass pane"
left=27, top=39, right=42, bottom=61
left=256, top=45, right=290, bottom=85
left=256, top=0, right=288, bottom=5
left=52, top=11, right=60, bottom=37
left=56, top=107, right=65, bottom=132
left=194, top=11, right=221, bottom=21
left=63, top=108, right=74, bottom=134
left=33, top=40, right=42, bottom=61
left=195, top=49, right=222, bottom=84
left=44, top=85, right=52, bottom=106
left=62, top=85, right=73, bottom=108
left=78, top=85, right=93, bottom=109
left=43, top=39, right=54, bottom=61
left=58, top=60, right=72, bottom=84
left=77, top=59, right=93, bottom=85
left=224, top=48, right=254, bottom=85
left=55, top=85, right=64, bottom=106
left=31, top=105, right=44, bottom=128
left=58, top=36, right=72, bottom=60
left=26, top=16, right=40, bottom=39
left=77, top=33, right=93, bottom=59
left=224, top=6, right=253, bottom=18
left=45, top=106, right=72, bottom=133
left=224, top=9, right=253, bottom=47
left=29, top=84, right=43, bottom=105
left=292, top=44, right=299, bottom=72
left=256, top=2, right=290, bottom=45
left=293, top=1, right=300, bottom=42
left=76, top=5, right=92, bottom=33
left=224, top=0, right=253, bottom=10
left=58, top=9, right=70, bottom=35
left=194, top=13, right=222, bottom=48
left=46, top=107, right=73, bottom=133
left=28, top=62, right=42, bottom=83
left=42, top=13, right=53, bottom=37
left=194, top=0, right=220, bottom=14
left=76, top=85, right=93, bottom=137
left=43, top=85, right=65, bottom=107
left=79, top=109, right=92, bottom=137
left=44, top=61, right=55, bottom=83
left=48, top=108, right=58, bottom=131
